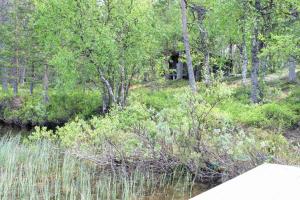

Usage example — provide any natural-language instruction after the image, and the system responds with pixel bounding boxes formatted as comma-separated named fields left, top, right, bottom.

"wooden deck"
left=191, top=163, right=300, bottom=200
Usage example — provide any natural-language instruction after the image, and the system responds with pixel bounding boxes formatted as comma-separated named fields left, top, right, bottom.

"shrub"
left=236, top=103, right=297, bottom=129
left=47, top=90, right=101, bottom=122
left=0, top=89, right=101, bottom=125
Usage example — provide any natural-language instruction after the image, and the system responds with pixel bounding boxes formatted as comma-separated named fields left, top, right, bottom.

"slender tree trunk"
left=288, top=56, right=297, bottom=83
left=11, top=65, right=18, bottom=96
left=0, top=41, right=8, bottom=91
left=241, top=31, right=248, bottom=86
left=250, top=21, right=260, bottom=103
left=119, top=65, right=125, bottom=108
left=98, top=67, right=116, bottom=104
left=261, top=58, right=267, bottom=80
left=30, top=64, right=34, bottom=95
left=192, top=4, right=210, bottom=85
left=176, top=61, right=183, bottom=80
left=204, top=52, right=210, bottom=84
left=102, top=86, right=109, bottom=113
left=1, top=67, right=8, bottom=92
left=240, top=0, right=248, bottom=85
left=43, top=65, right=49, bottom=104
left=13, top=1, right=19, bottom=96
left=19, top=65, right=25, bottom=85
left=229, top=40, right=233, bottom=75
left=180, top=0, right=197, bottom=92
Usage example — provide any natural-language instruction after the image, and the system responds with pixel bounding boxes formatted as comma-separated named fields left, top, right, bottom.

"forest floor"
left=133, top=67, right=300, bottom=144
left=225, top=67, right=299, bottom=87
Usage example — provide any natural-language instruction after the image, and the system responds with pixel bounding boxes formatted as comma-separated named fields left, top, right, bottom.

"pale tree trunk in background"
left=119, top=65, right=125, bottom=108
left=241, top=28, right=248, bottom=86
left=43, top=65, right=49, bottom=104
left=180, top=0, right=197, bottom=93
left=30, top=64, right=34, bottom=95
left=260, top=40, right=268, bottom=81
left=250, top=20, right=260, bottom=103
left=12, top=57, right=19, bottom=96
left=202, top=25, right=210, bottom=85
left=19, top=64, right=25, bottom=85
left=176, top=61, right=183, bottom=80
left=204, top=52, right=210, bottom=85
left=261, top=59, right=267, bottom=80
left=192, top=4, right=210, bottom=85
left=0, top=42, right=8, bottom=92
left=12, top=68, right=18, bottom=96
left=102, top=86, right=109, bottom=113
left=97, top=67, right=117, bottom=104
left=240, top=0, right=248, bottom=86
left=1, top=67, right=8, bottom=92
left=0, top=1, right=8, bottom=92
left=288, top=56, right=297, bottom=83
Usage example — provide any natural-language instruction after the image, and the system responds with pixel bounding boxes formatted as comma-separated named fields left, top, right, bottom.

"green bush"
left=236, top=103, right=297, bottom=129
left=29, top=85, right=300, bottom=179
left=233, top=87, right=251, bottom=104
left=47, top=90, right=101, bottom=122
left=0, top=90, right=101, bottom=125
left=131, top=89, right=179, bottom=111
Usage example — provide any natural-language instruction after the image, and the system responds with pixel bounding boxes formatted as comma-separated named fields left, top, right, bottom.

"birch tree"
left=180, top=0, right=197, bottom=92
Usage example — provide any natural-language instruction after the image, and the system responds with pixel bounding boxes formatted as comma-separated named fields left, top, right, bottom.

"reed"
left=0, top=136, right=197, bottom=200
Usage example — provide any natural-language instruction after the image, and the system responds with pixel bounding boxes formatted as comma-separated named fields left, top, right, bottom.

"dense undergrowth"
left=134, top=73, right=300, bottom=132
left=29, top=75, right=300, bottom=182
left=0, top=87, right=101, bottom=126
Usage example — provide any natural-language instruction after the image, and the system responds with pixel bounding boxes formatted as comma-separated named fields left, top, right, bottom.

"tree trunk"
left=19, top=65, right=26, bottom=85
left=288, top=56, right=297, bottom=83
left=180, top=0, right=197, bottom=92
left=11, top=66, right=18, bottom=96
left=261, top=58, right=267, bottom=80
left=30, top=64, right=34, bottom=95
left=250, top=21, right=260, bottom=103
left=0, top=40, right=8, bottom=91
left=1, top=67, right=8, bottom=92
left=240, top=0, right=248, bottom=86
left=119, top=65, right=125, bottom=108
left=204, top=52, right=210, bottom=85
left=192, top=4, right=210, bottom=85
left=102, top=86, right=109, bottom=113
left=176, top=61, right=183, bottom=80
left=241, top=32, right=248, bottom=85
left=43, top=65, right=49, bottom=104
left=13, top=1, right=19, bottom=96
left=98, top=67, right=117, bottom=104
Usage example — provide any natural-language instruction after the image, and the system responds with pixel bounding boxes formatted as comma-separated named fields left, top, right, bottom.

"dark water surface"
left=142, top=183, right=208, bottom=200
left=0, top=123, right=31, bottom=136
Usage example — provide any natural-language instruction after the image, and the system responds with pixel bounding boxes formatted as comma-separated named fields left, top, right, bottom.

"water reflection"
left=141, top=183, right=208, bottom=200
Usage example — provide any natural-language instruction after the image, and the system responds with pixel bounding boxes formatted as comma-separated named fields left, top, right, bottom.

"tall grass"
left=0, top=136, right=201, bottom=200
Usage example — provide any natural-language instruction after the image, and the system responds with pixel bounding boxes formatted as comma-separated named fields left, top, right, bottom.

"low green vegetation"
left=132, top=75, right=300, bottom=132
left=29, top=79, right=300, bottom=182
left=0, top=87, right=101, bottom=126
